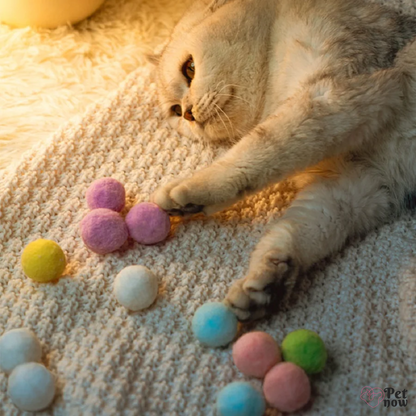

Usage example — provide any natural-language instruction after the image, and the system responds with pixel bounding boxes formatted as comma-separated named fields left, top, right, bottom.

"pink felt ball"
left=126, top=202, right=171, bottom=245
left=80, top=209, right=128, bottom=254
left=86, top=177, right=125, bottom=212
left=232, top=332, right=281, bottom=378
left=263, top=362, right=311, bottom=413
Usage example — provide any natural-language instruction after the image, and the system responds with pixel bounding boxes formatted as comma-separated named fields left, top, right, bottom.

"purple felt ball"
left=80, top=209, right=128, bottom=254
left=86, top=177, right=126, bottom=212
left=126, top=202, right=171, bottom=245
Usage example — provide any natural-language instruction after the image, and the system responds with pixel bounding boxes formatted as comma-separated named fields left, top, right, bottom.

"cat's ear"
left=146, top=40, right=169, bottom=65
left=207, top=0, right=232, bottom=13
left=145, top=53, right=161, bottom=66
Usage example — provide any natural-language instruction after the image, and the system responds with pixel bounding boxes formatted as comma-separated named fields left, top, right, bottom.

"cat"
left=149, top=0, right=416, bottom=321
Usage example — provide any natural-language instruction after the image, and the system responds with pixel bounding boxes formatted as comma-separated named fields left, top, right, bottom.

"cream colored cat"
left=151, top=0, right=416, bottom=321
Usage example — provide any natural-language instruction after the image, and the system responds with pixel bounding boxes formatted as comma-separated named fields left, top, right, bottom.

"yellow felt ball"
left=21, top=239, right=66, bottom=283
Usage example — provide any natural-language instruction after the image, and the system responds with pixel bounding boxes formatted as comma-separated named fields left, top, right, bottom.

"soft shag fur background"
left=0, top=0, right=192, bottom=178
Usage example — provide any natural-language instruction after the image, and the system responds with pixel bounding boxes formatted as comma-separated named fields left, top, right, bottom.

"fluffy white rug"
left=0, top=0, right=191, bottom=178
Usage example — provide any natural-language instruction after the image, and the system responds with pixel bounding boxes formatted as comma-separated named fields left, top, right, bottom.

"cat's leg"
left=153, top=65, right=409, bottom=215
left=225, top=162, right=397, bottom=321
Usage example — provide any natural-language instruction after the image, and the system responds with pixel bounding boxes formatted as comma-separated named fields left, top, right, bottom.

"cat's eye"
left=182, top=56, right=195, bottom=84
left=171, top=104, right=182, bottom=117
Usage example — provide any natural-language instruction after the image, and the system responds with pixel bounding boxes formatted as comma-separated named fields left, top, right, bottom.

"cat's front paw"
left=152, top=167, right=242, bottom=216
left=224, top=250, right=299, bottom=321
left=151, top=178, right=206, bottom=216
left=152, top=179, right=204, bottom=216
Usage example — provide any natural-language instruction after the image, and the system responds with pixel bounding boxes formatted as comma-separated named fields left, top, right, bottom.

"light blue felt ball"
left=192, top=302, right=238, bottom=347
left=217, top=382, right=266, bottom=416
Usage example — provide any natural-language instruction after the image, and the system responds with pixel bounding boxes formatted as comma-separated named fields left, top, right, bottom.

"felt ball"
left=263, top=362, right=311, bottom=413
left=217, top=382, right=265, bottom=416
left=0, top=329, right=42, bottom=374
left=80, top=208, right=128, bottom=254
left=113, top=265, right=158, bottom=311
left=86, top=177, right=126, bottom=212
left=281, top=329, right=327, bottom=374
left=8, top=363, right=55, bottom=412
left=126, top=202, right=171, bottom=245
left=21, top=239, right=66, bottom=282
left=192, top=302, right=238, bottom=347
left=232, top=331, right=281, bottom=378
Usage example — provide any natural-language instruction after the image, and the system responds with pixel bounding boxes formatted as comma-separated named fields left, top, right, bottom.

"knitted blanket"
left=0, top=63, right=415, bottom=415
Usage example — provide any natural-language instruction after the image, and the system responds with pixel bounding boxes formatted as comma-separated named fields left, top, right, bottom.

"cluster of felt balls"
left=81, top=178, right=167, bottom=310
left=80, top=177, right=171, bottom=253
left=192, top=302, right=327, bottom=415
left=0, top=329, right=56, bottom=412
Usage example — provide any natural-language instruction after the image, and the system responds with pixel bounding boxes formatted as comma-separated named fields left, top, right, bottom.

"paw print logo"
left=360, top=386, right=385, bottom=408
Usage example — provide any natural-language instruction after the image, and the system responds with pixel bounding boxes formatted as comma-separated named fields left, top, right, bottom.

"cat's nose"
left=184, top=106, right=195, bottom=121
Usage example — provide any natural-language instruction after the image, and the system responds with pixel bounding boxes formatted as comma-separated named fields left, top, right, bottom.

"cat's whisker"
left=217, top=93, right=251, bottom=105
left=216, top=80, right=226, bottom=91
left=217, top=83, right=247, bottom=94
left=214, top=103, right=236, bottom=140
left=214, top=105, right=232, bottom=139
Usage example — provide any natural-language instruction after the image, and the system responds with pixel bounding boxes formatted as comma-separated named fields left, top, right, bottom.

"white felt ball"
left=8, top=362, right=55, bottom=412
left=114, top=265, right=158, bottom=311
left=0, top=328, right=42, bottom=373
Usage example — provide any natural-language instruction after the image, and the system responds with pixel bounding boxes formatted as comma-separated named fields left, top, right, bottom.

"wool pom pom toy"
left=281, top=329, right=327, bottom=374
left=113, top=265, right=158, bottom=311
left=192, top=302, right=238, bottom=348
left=8, top=362, right=56, bottom=412
left=216, top=382, right=266, bottom=416
left=0, top=329, right=42, bottom=374
left=80, top=208, right=128, bottom=254
left=21, top=239, right=66, bottom=282
left=263, top=362, right=311, bottom=413
left=126, top=202, right=171, bottom=245
left=232, top=331, right=281, bottom=378
left=86, top=177, right=126, bottom=212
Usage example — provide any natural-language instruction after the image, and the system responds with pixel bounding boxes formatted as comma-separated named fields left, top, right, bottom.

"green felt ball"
left=281, top=329, right=327, bottom=374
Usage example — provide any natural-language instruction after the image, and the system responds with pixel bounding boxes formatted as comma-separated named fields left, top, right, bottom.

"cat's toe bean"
left=167, top=203, right=205, bottom=216
left=182, top=203, right=205, bottom=214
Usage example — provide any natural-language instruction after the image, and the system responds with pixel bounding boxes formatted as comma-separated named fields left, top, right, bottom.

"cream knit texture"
left=1, top=27, right=416, bottom=416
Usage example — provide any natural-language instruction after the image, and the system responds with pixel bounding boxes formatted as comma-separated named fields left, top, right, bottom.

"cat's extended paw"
left=152, top=168, right=241, bottom=216
left=151, top=179, right=205, bottom=216
left=225, top=250, right=299, bottom=321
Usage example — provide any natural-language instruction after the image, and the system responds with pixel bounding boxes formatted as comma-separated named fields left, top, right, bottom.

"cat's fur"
left=151, top=0, right=416, bottom=321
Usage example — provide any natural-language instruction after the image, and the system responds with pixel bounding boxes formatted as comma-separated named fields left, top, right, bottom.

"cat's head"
left=150, top=0, right=274, bottom=144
